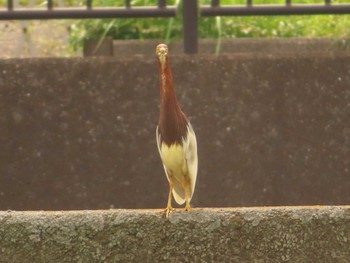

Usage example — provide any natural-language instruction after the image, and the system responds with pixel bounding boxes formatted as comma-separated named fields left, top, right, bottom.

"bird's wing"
left=156, top=126, right=170, bottom=183
left=183, top=121, right=198, bottom=200
left=156, top=123, right=197, bottom=205
left=156, top=126, right=161, bottom=154
left=156, top=125, right=186, bottom=205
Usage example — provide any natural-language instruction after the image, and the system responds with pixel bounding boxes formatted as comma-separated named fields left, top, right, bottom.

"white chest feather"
left=156, top=123, right=198, bottom=204
left=160, top=143, right=187, bottom=176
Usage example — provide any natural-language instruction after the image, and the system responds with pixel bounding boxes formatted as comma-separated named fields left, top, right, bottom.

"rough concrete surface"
left=0, top=52, right=350, bottom=210
left=1, top=207, right=350, bottom=262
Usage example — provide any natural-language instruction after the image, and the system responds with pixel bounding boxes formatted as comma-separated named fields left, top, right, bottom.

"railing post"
left=7, top=0, right=14, bottom=11
left=47, top=0, right=53, bottom=10
left=86, top=0, right=92, bottom=9
left=182, top=0, right=198, bottom=54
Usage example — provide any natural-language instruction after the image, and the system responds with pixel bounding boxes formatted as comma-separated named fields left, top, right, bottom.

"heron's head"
left=156, top=43, right=169, bottom=71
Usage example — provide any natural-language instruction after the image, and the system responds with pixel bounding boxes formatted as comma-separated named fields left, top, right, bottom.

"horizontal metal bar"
left=201, top=4, right=350, bottom=16
left=0, top=7, right=176, bottom=20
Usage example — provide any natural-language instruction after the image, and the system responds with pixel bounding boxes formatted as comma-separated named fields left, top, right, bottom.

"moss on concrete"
left=1, top=207, right=350, bottom=262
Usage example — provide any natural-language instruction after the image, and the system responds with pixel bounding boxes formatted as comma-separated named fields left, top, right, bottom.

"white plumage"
left=156, top=123, right=198, bottom=206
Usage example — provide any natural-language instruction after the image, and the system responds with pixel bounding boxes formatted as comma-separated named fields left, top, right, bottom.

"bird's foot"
left=185, top=204, right=192, bottom=212
left=164, top=206, right=175, bottom=218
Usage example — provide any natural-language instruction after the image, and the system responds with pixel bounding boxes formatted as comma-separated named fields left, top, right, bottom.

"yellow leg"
left=185, top=191, right=191, bottom=211
left=165, top=180, right=174, bottom=217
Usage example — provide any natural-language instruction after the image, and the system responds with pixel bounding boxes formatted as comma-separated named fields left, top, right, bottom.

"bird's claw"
left=164, top=207, right=174, bottom=218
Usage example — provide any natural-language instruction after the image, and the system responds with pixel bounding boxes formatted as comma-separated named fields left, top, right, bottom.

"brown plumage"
left=157, top=57, right=187, bottom=144
left=155, top=43, right=198, bottom=217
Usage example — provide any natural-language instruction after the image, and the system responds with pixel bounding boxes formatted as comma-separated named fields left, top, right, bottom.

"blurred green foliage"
left=68, top=0, right=350, bottom=50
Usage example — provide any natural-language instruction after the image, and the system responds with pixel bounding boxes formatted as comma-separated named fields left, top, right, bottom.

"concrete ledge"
left=105, top=38, right=349, bottom=57
left=1, top=206, right=350, bottom=262
left=83, top=38, right=349, bottom=57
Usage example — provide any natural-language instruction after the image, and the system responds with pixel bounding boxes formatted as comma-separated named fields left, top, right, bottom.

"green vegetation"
left=68, top=0, right=350, bottom=50
left=69, top=0, right=183, bottom=50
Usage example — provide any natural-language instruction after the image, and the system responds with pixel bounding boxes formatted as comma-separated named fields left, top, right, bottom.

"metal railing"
left=189, top=0, right=350, bottom=53
left=201, top=0, right=350, bottom=16
left=1, top=0, right=350, bottom=54
left=0, top=0, right=176, bottom=19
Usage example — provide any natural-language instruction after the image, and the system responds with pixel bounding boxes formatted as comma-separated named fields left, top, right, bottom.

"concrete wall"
left=84, top=38, right=349, bottom=57
left=1, top=207, right=350, bottom=262
left=0, top=52, right=350, bottom=210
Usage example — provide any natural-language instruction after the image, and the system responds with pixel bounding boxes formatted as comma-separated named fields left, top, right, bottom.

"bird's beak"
left=159, top=52, right=166, bottom=70
left=156, top=45, right=168, bottom=71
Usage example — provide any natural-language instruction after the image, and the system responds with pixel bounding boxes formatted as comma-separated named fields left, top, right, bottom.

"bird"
left=155, top=43, right=198, bottom=217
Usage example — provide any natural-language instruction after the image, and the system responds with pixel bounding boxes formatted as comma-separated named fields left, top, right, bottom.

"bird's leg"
left=184, top=190, right=191, bottom=212
left=165, top=180, right=174, bottom=217
left=184, top=179, right=191, bottom=212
